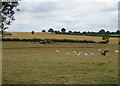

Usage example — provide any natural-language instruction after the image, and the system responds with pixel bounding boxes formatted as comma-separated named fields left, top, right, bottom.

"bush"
left=51, top=39, right=96, bottom=43
left=5, top=33, right=12, bottom=35
left=98, top=41, right=109, bottom=44
left=2, top=38, right=20, bottom=41
left=2, top=38, right=98, bottom=44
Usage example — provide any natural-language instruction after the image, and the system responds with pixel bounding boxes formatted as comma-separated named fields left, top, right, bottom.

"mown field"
left=2, top=32, right=119, bottom=84
left=4, top=32, right=119, bottom=44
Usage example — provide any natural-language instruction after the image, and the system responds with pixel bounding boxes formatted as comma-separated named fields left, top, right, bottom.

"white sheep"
left=56, top=50, right=60, bottom=53
left=66, top=52, right=70, bottom=55
left=115, top=50, right=119, bottom=52
left=84, top=53, right=90, bottom=56
left=73, top=51, right=81, bottom=56
left=84, top=52, right=93, bottom=56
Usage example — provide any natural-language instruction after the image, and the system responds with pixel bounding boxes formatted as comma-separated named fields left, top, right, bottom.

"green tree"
left=61, top=28, right=66, bottom=33
left=98, top=29, right=106, bottom=34
left=42, top=30, right=46, bottom=32
left=116, top=30, right=120, bottom=34
left=0, top=2, right=20, bottom=39
left=68, top=31, right=72, bottom=34
left=55, top=30, right=60, bottom=34
left=102, top=34, right=110, bottom=42
left=106, top=31, right=110, bottom=34
left=31, top=31, right=35, bottom=34
left=48, top=28, right=54, bottom=32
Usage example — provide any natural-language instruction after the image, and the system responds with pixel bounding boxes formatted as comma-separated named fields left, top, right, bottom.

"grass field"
left=2, top=32, right=119, bottom=84
left=4, top=32, right=119, bottom=44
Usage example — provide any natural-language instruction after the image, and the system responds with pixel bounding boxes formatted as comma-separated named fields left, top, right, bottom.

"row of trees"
left=31, top=28, right=111, bottom=43
left=42, top=28, right=66, bottom=33
left=41, top=28, right=120, bottom=35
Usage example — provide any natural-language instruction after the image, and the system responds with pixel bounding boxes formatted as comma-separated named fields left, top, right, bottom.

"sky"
left=7, top=0, right=118, bottom=32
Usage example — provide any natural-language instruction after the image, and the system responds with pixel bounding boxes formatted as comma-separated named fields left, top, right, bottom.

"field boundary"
left=1, top=38, right=109, bottom=44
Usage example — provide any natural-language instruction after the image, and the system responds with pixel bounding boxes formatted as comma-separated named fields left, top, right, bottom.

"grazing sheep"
left=56, top=50, right=60, bottom=53
left=84, top=52, right=90, bottom=56
left=98, top=49, right=101, bottom=52
left=76, top=52, right=81, bottom=56
left=90, top=53, right=93, bottom=55
left=73, top=51, right=77, bottom=53
left=66, top=52, right=70, bottom=55
left=73, top=51, right=77, bottom=55
left=115, top=50, right=119, bottom=53
left=73, top=51, right=81, bottom=56
left=84, top=52, right=93, bottom=56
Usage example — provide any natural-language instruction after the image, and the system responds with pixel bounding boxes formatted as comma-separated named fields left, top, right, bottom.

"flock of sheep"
left=55, top=49, right=119, bottom=56
left=56, top=50, right=93, bottom=56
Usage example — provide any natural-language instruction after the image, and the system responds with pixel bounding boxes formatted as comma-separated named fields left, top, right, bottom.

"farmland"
left=3, top=32, right=119, bottom=44
left=2, top=32, right=119, bottom=84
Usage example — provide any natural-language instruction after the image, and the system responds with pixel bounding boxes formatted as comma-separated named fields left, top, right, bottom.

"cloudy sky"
left=7, top=0, right=118, bottom=32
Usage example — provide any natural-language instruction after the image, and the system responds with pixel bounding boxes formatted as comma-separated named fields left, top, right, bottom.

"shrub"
left=98, top=41, right=109, bottom=44
left=2, top=38, right=99, bottom=44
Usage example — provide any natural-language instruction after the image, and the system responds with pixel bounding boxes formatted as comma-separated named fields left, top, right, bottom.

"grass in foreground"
left=2, top=42, right=118, bottom=84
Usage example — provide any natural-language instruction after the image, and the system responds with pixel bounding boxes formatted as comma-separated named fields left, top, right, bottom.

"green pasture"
left=2, top=41, right=118, bottom=84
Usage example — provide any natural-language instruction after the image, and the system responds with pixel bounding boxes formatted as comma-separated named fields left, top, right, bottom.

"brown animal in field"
left=101, top=50, right=108, bottom=56
left=98, top=49, right=108, bottom=56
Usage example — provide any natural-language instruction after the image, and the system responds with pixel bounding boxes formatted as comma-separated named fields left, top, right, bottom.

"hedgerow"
left=1, top=38, right=108, bottom=44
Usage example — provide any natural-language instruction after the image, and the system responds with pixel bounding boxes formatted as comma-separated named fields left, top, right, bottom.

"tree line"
left=39, top=28, right=120, bottom=36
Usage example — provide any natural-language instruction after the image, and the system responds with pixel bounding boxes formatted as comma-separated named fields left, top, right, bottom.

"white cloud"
left=21, top=0, right=119, bottom=2
left=7, top=1, right=118, bottom=32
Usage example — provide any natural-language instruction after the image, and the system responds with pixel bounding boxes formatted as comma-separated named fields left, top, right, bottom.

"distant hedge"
left=1, top=38, right=97, bottom=43
left=98, top=41, right=109, bottom=44
left=1, top=38, right=108, bottom=44
left=2, top=38, right=42, bottom=42
left=51, top=39, right=96, bottom=43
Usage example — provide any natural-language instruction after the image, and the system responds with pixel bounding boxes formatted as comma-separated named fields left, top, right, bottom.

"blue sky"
left=7, top=0, right=118, bottom=32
